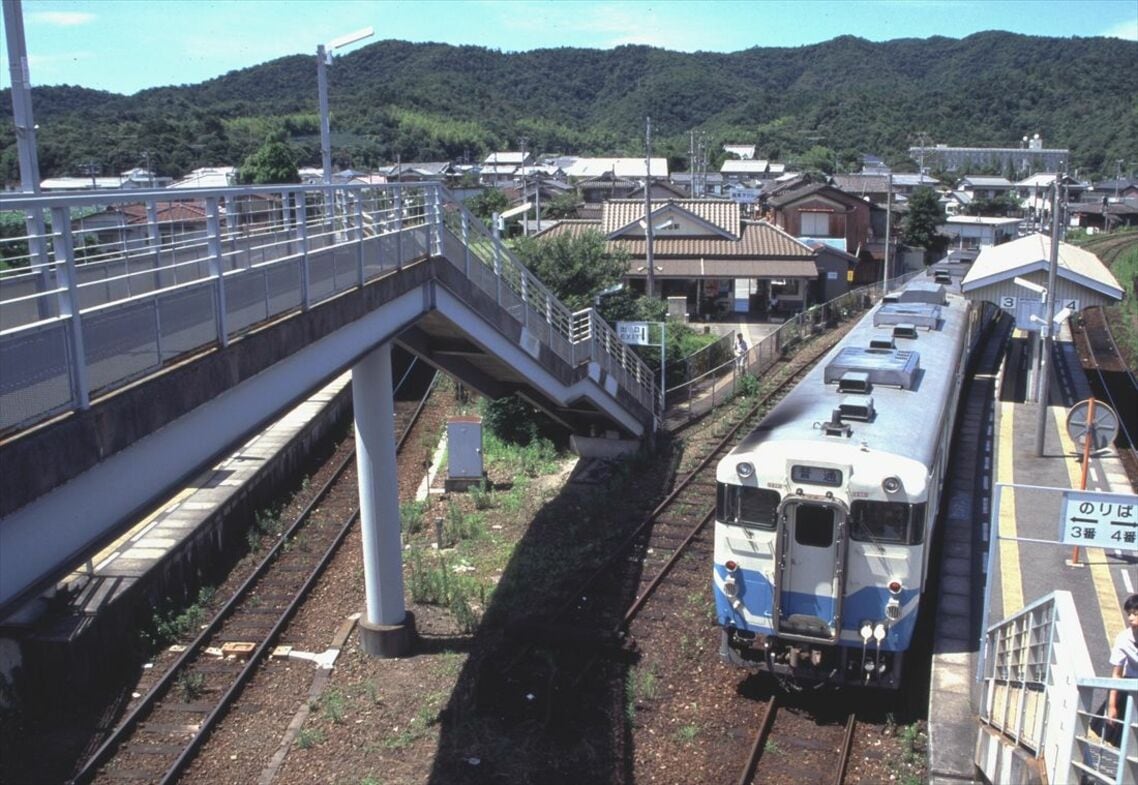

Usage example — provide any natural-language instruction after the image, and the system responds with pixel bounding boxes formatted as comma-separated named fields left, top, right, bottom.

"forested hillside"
left=2, top=31, right=1135, bottom=182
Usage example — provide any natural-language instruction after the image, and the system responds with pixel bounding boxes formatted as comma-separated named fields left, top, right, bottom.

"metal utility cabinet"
left=446, top=416, right=485, bottom=491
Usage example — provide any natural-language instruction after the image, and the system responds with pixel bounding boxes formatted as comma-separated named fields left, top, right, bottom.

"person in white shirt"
left=1105, top=594, right=1138, bottom=745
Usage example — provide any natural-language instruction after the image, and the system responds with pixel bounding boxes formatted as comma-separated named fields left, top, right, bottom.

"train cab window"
left=717, top=483, right=780, bottom=529
left=794, top=505, right=834, bottom=548
left=849, top=500, right=925, bottom=544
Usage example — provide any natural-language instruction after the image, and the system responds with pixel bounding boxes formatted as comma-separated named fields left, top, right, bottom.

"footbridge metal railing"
left=979, top=590, right=1136, bottom=785
left=0, top=182, right=659, bottom=435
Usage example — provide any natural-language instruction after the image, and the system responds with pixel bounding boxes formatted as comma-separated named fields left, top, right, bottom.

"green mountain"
left=2, top=32, right=1135, bottom=182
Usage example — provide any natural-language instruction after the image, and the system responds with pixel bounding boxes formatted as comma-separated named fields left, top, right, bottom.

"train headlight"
left=736, top=462, right=755, bottom=479
left=882, top=476, right=902, bottom=494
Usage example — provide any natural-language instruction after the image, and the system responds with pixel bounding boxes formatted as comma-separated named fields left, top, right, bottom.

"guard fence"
left=0, top=183, right=658, bottom=434
left=979, top=590, right=1135, bottom=785
left=664, top=270, right=925, bottom=423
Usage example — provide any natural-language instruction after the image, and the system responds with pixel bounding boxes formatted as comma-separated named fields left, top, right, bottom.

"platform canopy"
left=960, top=233, right=1123, bottom=329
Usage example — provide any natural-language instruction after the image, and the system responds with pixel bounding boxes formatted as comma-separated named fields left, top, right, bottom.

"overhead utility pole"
left=1034, top=175, right=1064, bottom=456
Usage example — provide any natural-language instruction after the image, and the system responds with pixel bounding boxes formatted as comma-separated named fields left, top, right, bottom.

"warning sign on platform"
left=1059, top=490, right=1138, bottom=551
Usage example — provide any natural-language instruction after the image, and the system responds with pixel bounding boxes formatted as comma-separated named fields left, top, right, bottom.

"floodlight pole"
left=1034, top=176, right=1063, bottom=456
left=317, top=44, right=333, bottom=185
left=317, top=27, right=374, bottom=185
left=644, top=116, right=655, bottom=298
left=4, top=0, right=49, bottom=317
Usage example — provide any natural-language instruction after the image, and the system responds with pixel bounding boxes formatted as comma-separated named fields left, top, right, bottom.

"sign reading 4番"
left=1059, top=490, right=1138, bottom=550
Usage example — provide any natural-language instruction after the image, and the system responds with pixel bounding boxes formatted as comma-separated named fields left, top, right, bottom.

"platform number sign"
left=1059, top=490, right=1138, bottom=551
left=999, top=296, right=1016, bottom=311
left=1062, top=298, right=1080, bottom=313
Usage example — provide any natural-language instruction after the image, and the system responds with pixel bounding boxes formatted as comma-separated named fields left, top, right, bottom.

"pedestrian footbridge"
left=0, top=182, right=657, bottom=617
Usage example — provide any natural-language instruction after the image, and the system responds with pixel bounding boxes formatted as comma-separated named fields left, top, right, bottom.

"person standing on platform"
left=1105, top=594, right=1138, bottom=745
left=735, top=333, right=748, bottom=373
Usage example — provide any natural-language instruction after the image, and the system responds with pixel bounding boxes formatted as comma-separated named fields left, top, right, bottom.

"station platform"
left=0, top=374, right=353, bottom=703
left=928, top=324, right=1136, bottom=785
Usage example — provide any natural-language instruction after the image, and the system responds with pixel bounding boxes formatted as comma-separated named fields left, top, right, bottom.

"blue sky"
left=5, top=0, right=1137, bottom=95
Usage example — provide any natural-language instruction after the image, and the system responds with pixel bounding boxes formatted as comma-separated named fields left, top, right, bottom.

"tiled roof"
left=831, top=174, right=889, bottom=194
left=767, top=182, right=867, bottom=209
left=601, top=199, right=741, bottom=237
left=538, top=217, right=814, bottom=260
left=960, top=176, right=1014, bottom=187
left=115, top=201, right=207, bottom=224
left=639, top=258, right=818, bottom=279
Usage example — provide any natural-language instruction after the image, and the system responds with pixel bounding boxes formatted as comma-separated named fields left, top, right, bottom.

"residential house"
left=1091, top=177, right=1138, bottom=202
left=380, top=161, right=453, bottom=183
left=169, top=167, right=238, bottom=189
left=1016, top=173, right=1088, bottom=218
left=889, top=173, right=940, bottom=196
left=534, top=199, right=825, bottom=318
left=75, top=200, right=209, bottom=253
left=720, top=159, right=769, bottom=183
left=803, top=240, right=860, bottom=302
left=830, top=173, right=890, bottom=203
left=940, top=215, right=1021, bottom=251
left=670, top=172, right=724, bottom=197
left=40, top=168, right=170, bottom=192
left=957, top=176, right=1016, bottom=202
left=560, top=157, right=670, bottom=180
left=722, top=144, right=756, bottom=160
left=763, top=182, right=882, bottom=284
left=1066, top=197, right=1138, bottom=232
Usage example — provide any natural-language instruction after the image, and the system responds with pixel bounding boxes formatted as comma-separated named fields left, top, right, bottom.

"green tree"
left=541, top=192, right=582, bottom=219
left=512, top=230, right=630, bottom=311
left=965, top=193, right=1021, bottom=217
left=238, top=131, right=300, bottom=185
left=901, top=186, right=947, bottom=263
left=467, top=188, right=509, bottom=224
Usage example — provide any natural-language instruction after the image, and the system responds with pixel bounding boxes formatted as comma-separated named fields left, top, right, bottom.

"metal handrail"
left=0, top=181, right=658, bottom=433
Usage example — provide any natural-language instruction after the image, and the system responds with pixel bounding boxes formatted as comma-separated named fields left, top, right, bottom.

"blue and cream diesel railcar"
left=713, top=280, right=990, bottom=689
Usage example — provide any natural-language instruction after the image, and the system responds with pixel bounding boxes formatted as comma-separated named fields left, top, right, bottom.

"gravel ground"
left=180, top=380, right=926, bottom=785
left=5, top=373, right=928, bottom=785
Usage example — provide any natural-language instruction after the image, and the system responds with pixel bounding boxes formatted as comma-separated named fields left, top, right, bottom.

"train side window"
left=717, top=483, right=779, bottom=529
left=909, top=503, right=927, bottom=544
left=849, top=500, right=910, bottom=544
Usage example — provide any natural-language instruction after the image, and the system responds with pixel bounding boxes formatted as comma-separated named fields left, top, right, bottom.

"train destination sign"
left=1059, top=490, right=1138, bottom=551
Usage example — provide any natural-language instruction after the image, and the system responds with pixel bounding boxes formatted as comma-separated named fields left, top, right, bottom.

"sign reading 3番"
left=1059, top=490, right=1138, bottom=550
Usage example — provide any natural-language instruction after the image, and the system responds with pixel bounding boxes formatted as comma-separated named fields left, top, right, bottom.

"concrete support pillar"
left=352, top=341, right=415, bottom=656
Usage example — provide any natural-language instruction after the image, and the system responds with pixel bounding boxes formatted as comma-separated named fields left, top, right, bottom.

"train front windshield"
left=848, top=500, right=926, bottom=545
left=717, top=483, right=780, bottom=529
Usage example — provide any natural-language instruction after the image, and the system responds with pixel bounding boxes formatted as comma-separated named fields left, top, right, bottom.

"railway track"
left=738, top=695, right=857, bottom=785
left=71, top=370, right=438, bottom=785
left=552, top=324, right=849, bottom=642
left=468, top=322, right=859, bottom=779
left=1071, top=307, right=1138, bottom=491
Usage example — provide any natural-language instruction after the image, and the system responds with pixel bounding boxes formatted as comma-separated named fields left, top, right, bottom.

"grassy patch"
left=143, top=585, right=216, bottom=648
left=297, top=727, right=325, bottom=749
left=625, top=664, right=659, bottom=721
left=382, top=690, right=447, bottom=750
